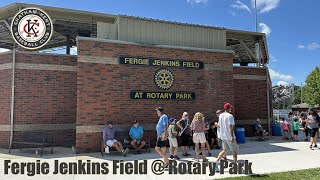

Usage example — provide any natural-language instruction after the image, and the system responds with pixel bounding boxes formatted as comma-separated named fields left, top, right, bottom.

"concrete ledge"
left=78, top=56, right=118, bottom=64
left=0, top=63, right=77, bottom=71
left=233, top=74, right=266, bottom=80
left=0, top=124, right=76, bottom=131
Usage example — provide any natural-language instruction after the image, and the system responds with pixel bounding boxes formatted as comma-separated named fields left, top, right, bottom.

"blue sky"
left=0, top=0, right=319, bottom=86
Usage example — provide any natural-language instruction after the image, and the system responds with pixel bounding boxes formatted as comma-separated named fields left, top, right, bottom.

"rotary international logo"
left=11, top=7, right=53, bottom=50
left=155, top=69, right=174, bottom=90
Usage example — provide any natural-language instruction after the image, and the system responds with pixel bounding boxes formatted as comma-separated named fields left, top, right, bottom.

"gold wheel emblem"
left=155, top=69, right=174, bottom=89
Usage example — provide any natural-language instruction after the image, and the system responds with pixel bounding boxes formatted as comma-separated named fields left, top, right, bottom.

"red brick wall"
left=76, top=39, right=235, bottom=153
left=233, top=67, right=269, bottom=136
left=0, top=52, right=12, bottom=147
left=0, top=52, right=77, bottom=148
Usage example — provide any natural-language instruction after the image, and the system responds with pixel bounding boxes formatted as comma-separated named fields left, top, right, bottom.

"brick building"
left=0, top=3, right=272, bottom=153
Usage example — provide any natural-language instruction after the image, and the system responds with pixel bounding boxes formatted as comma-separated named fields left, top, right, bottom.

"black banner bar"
left=130, top=91, right=196, bottom=100
left=119, top=57, right=204, bottom=69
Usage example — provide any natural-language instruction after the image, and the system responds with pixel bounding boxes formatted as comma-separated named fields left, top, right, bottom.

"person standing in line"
left=200, top=115, right=212, bottom=157
left=190, top=112, right=209, bottom=162
left=281, top=118, right=289, bottom=140
left=168, top=118, right=180, bottom=160
left=292, top=117, right=300, bottom=141
left=154, top=107, right=169, bottom=167
left=215, top=103, right=239, bottom=172
left=299, top=113, right=309, bottom=141
left=307, top=109, right=319, bottom=150
left=176, top=112, right=192, bottom=157
left=286, top=112, right=294, bottom=140
left=215, top=110, right=227, bottom=160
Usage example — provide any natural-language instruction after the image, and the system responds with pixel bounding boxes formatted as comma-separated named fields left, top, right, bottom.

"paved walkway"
left=0, top=134, right=320, bottom=180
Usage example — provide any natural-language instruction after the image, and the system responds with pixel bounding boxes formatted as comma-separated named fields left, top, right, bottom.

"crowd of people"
left=280, top=109, right=320, bottom=150
left=102, top=103, right=239, bottom=171
left=154, top=103, right=239, bottom=171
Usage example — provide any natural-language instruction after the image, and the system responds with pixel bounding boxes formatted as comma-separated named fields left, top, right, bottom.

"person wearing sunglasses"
left=177, top=112, right=192, bottom=157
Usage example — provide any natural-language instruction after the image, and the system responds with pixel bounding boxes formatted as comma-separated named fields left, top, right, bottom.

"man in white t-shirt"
left=215, top=103, right=239, bottom=172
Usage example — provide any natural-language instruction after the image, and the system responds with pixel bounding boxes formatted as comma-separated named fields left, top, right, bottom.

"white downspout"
left=9, top=45, right=16, bottom=147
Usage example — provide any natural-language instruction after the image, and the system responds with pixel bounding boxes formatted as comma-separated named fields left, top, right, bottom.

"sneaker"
left=293, top=139, right=296, bottom=141
left=163, top=163, right=169, bottom=169
left=170, top=155, right=174, bottom=159
left=174, top=155, right=180, bottom=160
left=203, top=158, right=209, bottom=162
left=310, top=145, right=314, bottom=150
left=186, top=153, right=191, bottom=156
left=182, top=153, right=188, bottom=157
left=122, top=148, right=129, bottom=156
left=313, top=144, right=318, bottom=148
left=134, top=151, right=138, bottom=155
left=137, top=150, right=141, bottom=154
left=215, top=162, right=220, bottom=172
left=208, top=152, right=212, bottom=157
left=296, top=139, right=300, bottom=141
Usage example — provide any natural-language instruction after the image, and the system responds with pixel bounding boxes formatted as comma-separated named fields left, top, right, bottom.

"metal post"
left=300, top=82, right=303, bottom=103
left=255, top=0, right=258, bottom=32
left=9, top=44, right=16, bottom=148
left=66, top=34, right=71, bottom=55
left=266, top=68, right=271, bottom=135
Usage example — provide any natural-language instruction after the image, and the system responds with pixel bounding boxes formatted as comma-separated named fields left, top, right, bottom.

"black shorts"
left=293, top=130, right=298, bottom=135
left=310, top=128, right=318, bottom=138
left=181, top=134, right=190, bottom=146
left=156, top=137, right=167, bottom=148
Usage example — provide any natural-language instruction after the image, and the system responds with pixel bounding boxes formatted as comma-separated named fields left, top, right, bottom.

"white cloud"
left=269, top=68, right=294, bottom=81
left=187, top=0, right=208, bottom=4
left=231, top=1, right=251, bottom=13
left=307, top=42, right=320, bottom=50
left=277, top=81, right=289, bottom=87
left=0, top=48, right=9, bottom=53
left=298, top=42, right=320, bottom=50
left=259, top=22, right=271, bottom=35
left=230, top=11, right=237, bottom=16
left=269, top=54, right=277, bottom=62
left=252, top=0, right=280, bottom=14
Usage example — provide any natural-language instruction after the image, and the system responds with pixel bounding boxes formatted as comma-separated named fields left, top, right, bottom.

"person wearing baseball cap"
left=102, top=121, right=129, bottom=156
left=215, top=103, right=238, bottom=172
left=168, top=118, right=180, bottom=160
left=129, top=120, right=146, bottom=154
left=154, top=107, right=169, bottom=167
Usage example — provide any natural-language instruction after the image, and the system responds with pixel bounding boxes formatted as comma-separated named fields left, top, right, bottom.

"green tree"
left=293, top=85, right=301, bottom=105
left=302, top=66, right=320, bottom=106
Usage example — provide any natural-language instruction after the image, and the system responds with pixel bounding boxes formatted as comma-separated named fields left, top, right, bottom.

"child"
left=208, top=122, right=219, bottom=149
left=281, top=118, right=289, bottom=140
left=200, top=117, right=212, bottom=156
left=168, top=118, right=180, bottom=160
left=293, top=117, right=300, bottom=141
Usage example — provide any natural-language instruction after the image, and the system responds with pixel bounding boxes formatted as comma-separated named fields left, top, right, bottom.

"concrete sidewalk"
left=0, top=135, right=320, bottom=180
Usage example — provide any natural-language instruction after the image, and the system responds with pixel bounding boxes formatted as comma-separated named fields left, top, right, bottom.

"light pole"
left=255, top=0, right=258, bottom=32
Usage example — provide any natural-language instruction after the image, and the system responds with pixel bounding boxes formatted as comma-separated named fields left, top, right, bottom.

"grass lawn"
left=222, top=168, right=320, bottom=180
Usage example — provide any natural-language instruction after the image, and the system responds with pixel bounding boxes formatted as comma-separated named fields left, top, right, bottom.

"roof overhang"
left=0, top=3, right=117, bottom=50
left=226, top=29, right=269, bottom=65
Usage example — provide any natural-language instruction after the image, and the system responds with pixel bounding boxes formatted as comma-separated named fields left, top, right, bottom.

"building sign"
left=154, top=69, right=174, bottom=89
left=119, top=57, right=204, bottom=69
left=11, top=7, right=53, bottom=50
left=130, top=91, right=195, bottom=100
